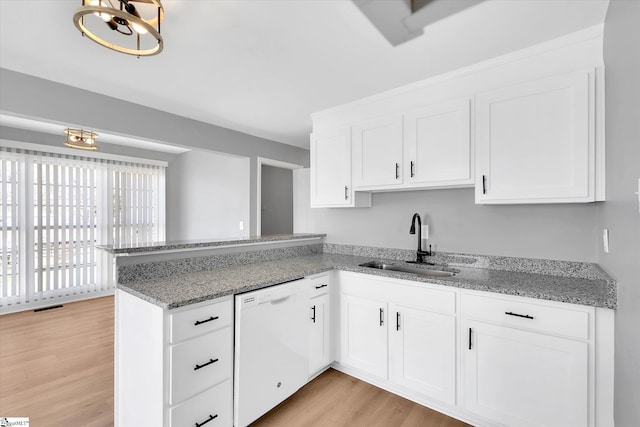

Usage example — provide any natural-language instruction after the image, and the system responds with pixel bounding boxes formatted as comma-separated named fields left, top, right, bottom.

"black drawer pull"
left=194, top=316, right=219, bottom=326
left=194, top=358, right=219, bottom=371
left=505, top=311, right=534, bottom=320
left=311, top=305, right=316, bottom=323
left=396, top=312, right=400, bottom=331
left=315, top=284, right=328, bottom=289
left=468, top=327, right=472, bottom=350
left=379, top=308, right=384, bottom=326
left=195, top=414, right=218, bottom=427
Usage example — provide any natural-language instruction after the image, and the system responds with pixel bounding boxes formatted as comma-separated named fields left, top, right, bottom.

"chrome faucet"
left=409, top=213, right=432, bottom=263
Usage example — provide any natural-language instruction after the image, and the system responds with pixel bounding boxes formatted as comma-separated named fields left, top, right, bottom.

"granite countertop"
left=118, top=253, right=616, bottom=310
left=96, top=233, right=326, bottom=255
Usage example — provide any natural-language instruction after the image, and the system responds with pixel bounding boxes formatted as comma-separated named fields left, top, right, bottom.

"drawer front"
left=170, top=379, right=232, bottom=427
left=170, top=327, right=232, bottom=405
left=461, top=292, right=590, bottom=340
left=170, top=299, right=232, bottom=343
left=340, top=272, right=456, bottom=314
left=309, top=274, right=331, bottom=298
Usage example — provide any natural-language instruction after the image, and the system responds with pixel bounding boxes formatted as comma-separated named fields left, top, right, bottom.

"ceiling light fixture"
left=73, top=0, right=164, bottom=57
left=64, top=128, right=99, bottom=150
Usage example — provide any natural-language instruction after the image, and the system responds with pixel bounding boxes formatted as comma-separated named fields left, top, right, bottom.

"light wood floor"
left=252, top=368, right=471, bottom=427
left=0, top=296, right=471, bottom=427
left=0, top=296, right=114, bottom=426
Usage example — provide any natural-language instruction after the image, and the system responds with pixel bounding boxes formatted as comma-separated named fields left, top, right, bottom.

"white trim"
left=256, top=157, right=303, bottom=237
left=0, top=139, right=168, bottom=167
left=311, top=24, right=605, bottom=121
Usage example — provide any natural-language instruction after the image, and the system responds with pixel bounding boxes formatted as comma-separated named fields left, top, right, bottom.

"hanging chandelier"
left=64, top=128, right=99, bottom=150
left=73, top=0, right=164, bottom=57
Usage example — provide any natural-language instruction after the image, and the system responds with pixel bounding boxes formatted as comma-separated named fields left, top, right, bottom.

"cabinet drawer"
left=309, top=274, right=330, bottom=297
left=169, top=379, right=232, bottom=427
left=169, top=327, right=232, bottom=405
left=170, top=299, right=232, bottom=343
left=461, top=292, right=590, bottom=340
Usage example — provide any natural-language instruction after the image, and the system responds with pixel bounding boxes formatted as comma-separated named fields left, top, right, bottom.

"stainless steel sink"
left=358, top=261, right=455, bottom=278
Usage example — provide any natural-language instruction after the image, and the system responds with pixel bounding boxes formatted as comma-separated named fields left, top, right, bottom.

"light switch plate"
left=603, top=229, right=609, bottom=253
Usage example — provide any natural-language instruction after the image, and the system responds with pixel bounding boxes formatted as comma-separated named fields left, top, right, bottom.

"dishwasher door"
left=234, top=280, right=309, bottom=427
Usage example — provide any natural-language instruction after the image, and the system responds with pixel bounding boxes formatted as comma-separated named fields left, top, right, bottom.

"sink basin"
left=358, top=261, right=456, bottom=278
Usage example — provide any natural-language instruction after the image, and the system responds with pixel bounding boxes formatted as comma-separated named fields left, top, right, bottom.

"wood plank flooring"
left=0, top=296, right=471, bottom=427
left=0, top=296, right=114, bottom=426
left=252, top=368, right=471, bottom=427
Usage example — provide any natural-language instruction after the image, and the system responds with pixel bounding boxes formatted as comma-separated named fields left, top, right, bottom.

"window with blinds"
left=0, top=144, right=166, bottom=313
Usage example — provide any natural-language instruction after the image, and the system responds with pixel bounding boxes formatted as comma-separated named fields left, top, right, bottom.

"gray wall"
left=167, top=150, right=250, bottom=241
left=309, top=188, right=600, bottom=262
left=0, top=68, right=310, bottom=236
left=601, top=1, right=640, bottom=424
left=261, top=165, right=293, bottom=235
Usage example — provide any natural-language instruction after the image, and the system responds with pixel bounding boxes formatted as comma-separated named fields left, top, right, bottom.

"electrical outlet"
left=603, top=229, right=609, bottom=253
left=239, top=221, right=244, bottom=231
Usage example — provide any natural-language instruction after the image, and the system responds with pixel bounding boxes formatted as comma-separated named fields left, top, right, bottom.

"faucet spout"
left=409, top=213, right=422, bottom=252
left=409, top=213, right=432, bottom=263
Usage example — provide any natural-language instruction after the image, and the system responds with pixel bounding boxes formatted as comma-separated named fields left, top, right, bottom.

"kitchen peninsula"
left=102, top=234, right=616, bottom=427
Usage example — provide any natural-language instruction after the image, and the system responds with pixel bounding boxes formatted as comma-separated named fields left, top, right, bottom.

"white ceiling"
left=0, top=0, right=609, bottom=149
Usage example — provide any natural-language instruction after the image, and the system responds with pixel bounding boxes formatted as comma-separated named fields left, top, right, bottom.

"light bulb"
left=132, top=22, right=148, bottom=34
left=91, top=0, right=112, bottom=22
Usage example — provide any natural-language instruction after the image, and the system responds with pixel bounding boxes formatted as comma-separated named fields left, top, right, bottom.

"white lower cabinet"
left=308, top=273, right=332, bottom=376
left=390, top=304, right=456, bottom=405
left=463, top=319, right=588, bottom=427
left=338, top=272, right=457, bottom=403
left=309, top=292, right=331, bottom=376
left=461, top=291, right=597, bottom=427
left=340, top=294, right=389, bottom=379
left=115, top=290, right=233, bottom=427
left=335, top=272, right=613, bottom=427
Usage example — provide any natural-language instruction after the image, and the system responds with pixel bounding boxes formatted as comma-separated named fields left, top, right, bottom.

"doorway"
left=256, top=157, right=303, bottom=236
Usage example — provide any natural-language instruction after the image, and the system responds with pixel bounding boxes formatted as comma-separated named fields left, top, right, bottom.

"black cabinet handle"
left=311, top=305, right=316, bottom=323
left=396, top=312, right=400, bottom=331
left=194, top=316, right=219, bottom=326
left=395, top=163, right=400, bottom=179
left=482, top=175, right=487, bottom=194
left=379, top=308, right=384, bottom=326
left=410, top=161, right=415, bottom=178
left=505, top=311, right=534, bottom=320
left=344, top=185, right=349, bottom=200
left=468, top=328, right=472, bottom=350
left=195, top=414, right=218, bottom=427
left=315, top=284, right=328, bottom=289
left=194, top=358, right=219, bottom=371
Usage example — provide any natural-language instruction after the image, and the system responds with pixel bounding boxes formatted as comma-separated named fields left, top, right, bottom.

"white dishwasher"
left=234, top=278, right=309, bottom=427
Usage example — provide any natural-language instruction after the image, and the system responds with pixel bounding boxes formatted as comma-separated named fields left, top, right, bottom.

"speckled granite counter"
left=118, top=252, right=616, bottom=310
left=97, top=233, right=326, bottom=255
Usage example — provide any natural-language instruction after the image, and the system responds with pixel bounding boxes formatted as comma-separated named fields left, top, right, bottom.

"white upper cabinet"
left=476, top=70, right=595, bottom=204
left=311, top=27, right=605, bottom=206
left=352, top=115, right=404, bottom=189
left=404, top=98, right=472, bottom=187
left=310, top=127, right=371, bottom=208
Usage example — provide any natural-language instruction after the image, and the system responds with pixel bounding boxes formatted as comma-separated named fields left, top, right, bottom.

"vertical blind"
left=0, top=145, right=165, bottom=312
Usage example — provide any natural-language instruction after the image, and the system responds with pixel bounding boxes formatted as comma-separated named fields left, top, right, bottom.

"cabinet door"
left=310, top=127, right=352, bottom=207
left=308, top=293, right=331, bottom=376
left=463, top=319, right=588, bottom=427
left=404, top=98, right=472, bottom=187
left=352, top=115, right=403, bottom=188
left=340, top=294, right=388, bottom=379
left=390, top=305, right=456, bottom=405
left=476, top=70, right=594, bottom=204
